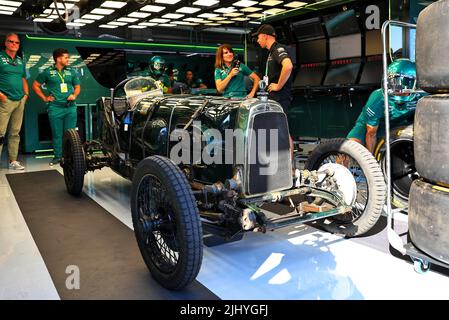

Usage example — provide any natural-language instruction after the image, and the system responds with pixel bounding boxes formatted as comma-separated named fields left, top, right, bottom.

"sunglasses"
left=6, top=40, right=20, bottom=45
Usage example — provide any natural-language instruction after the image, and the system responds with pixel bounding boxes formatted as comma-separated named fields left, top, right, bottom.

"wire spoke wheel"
left=306, top=139, right=386, bottom=237
left=131, top=156, right=203, bottom=290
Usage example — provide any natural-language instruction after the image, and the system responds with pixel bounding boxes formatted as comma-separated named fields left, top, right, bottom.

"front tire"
left=62, top=129, right=86, bottom=196
left=305, top=138, right=386, bottom=237
left=131, top=156, right=203, bottom=290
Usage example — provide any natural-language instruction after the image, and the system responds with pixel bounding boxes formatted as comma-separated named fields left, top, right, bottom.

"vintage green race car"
left=62, top=77, right=386, bottom=290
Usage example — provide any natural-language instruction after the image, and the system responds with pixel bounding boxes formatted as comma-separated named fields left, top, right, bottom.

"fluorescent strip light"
left=284, top=1, right=307, bottom=8
left=249, top=21, right=261, bottom=24
left=0, top=5, right=16, bottom=11
left=91, top=8, right=114, bottom=15
left=233, top=0, right=258, bottom=7
left=128, top=25, right=147, bottom=29
left=263, top=8, right=285, bottom=14
left=205, top=23, right=219, bottom=26
left=162, top=13, right=184, bottom=19
left=150, top=18, right=170, bottom=23
left=232, top=17, right=249, bottom=21
left=208, top=16, right=226, bottom=20
left=139, top=22, right=157, bottom=26
left=247, top=13, right=264, bottom=17
left=172, top=21, right=198, bottom=25
left=82, top=14, right=104, bottom=20
left=155, top=0, right=181, bottom=4
left=74, top=19, right=94, bottom=23
left=108, top=21, right=127, bottom=26
left=214, top=7, right=236, bottom=13
left=225, top=12, right=243, bottom=17
left=241, top=6, right=262, bottom=12
left=66, top=22, right=85, bottom=27
left=49, top=2, right=75, bottom=9
left=0, top=1, right=21, bottom=6
left=99, top=24, right=118, bottom=28
left=117, top=17, right=138, bottom=22
left=176, top=6, right=201, bottom=14
left=128, top=12, right=151, bottom=18
left=185, top=17, right=207, bottom=22
left=198, top=13, right=218, bottom=18
left=33, top=18, right=53, bottom=22
left=101, top=1, right=127, bottom=9
left=193, top=0, right=219, bottom=6
left=260, top=0, right=283, bottom=6
left=217, top=20, right=234, bottom=24
left=159, top=23, right=176, bottom=27
left=140, top=5, right=165, bottom=12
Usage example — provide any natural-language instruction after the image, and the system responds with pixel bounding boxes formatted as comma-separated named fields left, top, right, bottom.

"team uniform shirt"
left=0, top=50, right=26, bottom=101
left=35, top=65, right=80, bottom=107
left=214, top=62, right=253, bottom=98
left=347, top=88, right=427, bottom=143
left=266, top=42, right=293, bottom=106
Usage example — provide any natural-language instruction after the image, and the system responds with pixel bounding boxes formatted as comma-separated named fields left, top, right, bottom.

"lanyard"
left=57, top=70, right=65, bottom=84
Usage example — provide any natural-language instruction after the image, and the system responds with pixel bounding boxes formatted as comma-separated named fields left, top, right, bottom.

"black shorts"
left=270, top=95, right=291, bottom=114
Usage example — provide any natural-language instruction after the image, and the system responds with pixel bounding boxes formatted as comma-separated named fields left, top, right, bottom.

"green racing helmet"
left=387, top=58, right=417, bottom=103
left=149, top=56, right=166, bottom=77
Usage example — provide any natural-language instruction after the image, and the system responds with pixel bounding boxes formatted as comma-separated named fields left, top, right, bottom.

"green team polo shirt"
left=214, top=62, right=253, bottom=98
left=35, top=65, right=80, bottom=107
left=0, top=50, right=26, bottom=101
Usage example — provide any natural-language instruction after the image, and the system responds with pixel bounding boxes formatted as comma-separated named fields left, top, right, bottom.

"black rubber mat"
left=6, top=170, right=218, bottom=300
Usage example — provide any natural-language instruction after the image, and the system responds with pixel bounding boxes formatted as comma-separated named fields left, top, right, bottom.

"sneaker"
left=49, top=158, right=61, bottom=166
left=9, top=161, right=25, bottom=170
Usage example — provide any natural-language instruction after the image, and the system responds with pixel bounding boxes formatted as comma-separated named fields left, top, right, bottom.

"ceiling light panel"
left=284, top=1, right=307, bottom=8
left=117, top=17, right=138, bottom=22
left=260, top=0, right=283, bottom=6
left=247, top=12, right=264, bottom=17
left=214, top=7, right=236, bottom=13
left=99, top=24, right=118, bottom=28
left=108, top=21, right=127, bottom=26
left=162, top=13, right=184, bottom=19
left=224, top=12, right=243, bottom=17
left=0, top=5, right=17, bottom=11
left=155, top=0, right=181, bottom=4
left=150, top=18, right=170, bottom=23
left=91, top=8, right=115, bottom=15
left=128, top=25, right=146, bottom=28
left=128, top=12, right=151, bottom=18
left=140, top=5, right=165, bottom=12
left=198, top=13, right=218, bottom=18
left=241, top=6, right=262, bottom=12
left=263, top=8, right=285, bottom=14
left=176, top=6, right=201, bottom=14
left=233, top=0, right=258, bottom=7
left=193, top=0, right=220, bottom=6
left=0, top=1, right=21, bottom=6
left=82, top=14, right=104, bottom=20
left=101, top=1, right=127, bottom=9
left=139, top=22, right=157, bottom=26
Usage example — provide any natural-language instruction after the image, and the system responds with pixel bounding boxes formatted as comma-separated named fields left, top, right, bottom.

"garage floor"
left=1, top=154, right=449, bottom=300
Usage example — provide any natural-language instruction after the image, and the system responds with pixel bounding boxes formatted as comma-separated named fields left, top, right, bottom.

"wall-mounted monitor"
left=324, top=9, right=360, bottom=37
left=329, top=33, right=361, bottom=60
left=293, top=62, right=327, bottom=87
left=359, top=56, right=383, bottom=85
left=298, top=38, right=326, bottom=63
left=324, top=58, right=361, bottom=86
left=365, top=30, right=383, bottom=56
left=292, top=17, right=324, bottom=42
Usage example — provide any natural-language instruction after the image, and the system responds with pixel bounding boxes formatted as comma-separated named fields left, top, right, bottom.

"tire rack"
left=381, top=20, right=449, bottom=273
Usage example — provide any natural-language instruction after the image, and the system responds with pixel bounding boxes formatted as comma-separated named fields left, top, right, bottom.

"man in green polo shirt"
left=32, top=48, right=80, bottom=166
left=0, top=33, right=29, bottom=170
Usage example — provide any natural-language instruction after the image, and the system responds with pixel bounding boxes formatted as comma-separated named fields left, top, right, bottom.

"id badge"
left=60, top=83, right=68, bottom=93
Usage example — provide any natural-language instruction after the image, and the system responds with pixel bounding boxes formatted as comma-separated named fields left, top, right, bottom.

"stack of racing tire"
left=408, top=0, right=449, bottom=266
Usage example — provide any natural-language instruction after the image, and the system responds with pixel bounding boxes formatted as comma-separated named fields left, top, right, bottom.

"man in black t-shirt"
left=252, top=24, right=293, bottom=114
left=253, top=24, right=294, bottom=160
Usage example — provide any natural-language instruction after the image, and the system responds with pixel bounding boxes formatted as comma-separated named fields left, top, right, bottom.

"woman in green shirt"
left=214, top=44, right=260, bottom=99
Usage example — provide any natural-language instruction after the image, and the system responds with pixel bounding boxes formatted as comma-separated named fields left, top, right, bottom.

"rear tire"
left=305, top=138, right=386, bottom=237
left=409, top=179, right=449, bottom=265
left=62, top=129, right=86, bottom=196
left=131, top=156, right=203, bottom=290
left=414, top=95, right=449, bottom=185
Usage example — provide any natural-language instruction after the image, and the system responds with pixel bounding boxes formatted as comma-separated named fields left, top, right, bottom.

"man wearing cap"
left=253, top=24, right=294, bottom=157
left=0, top=33, right=29, bottom=170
